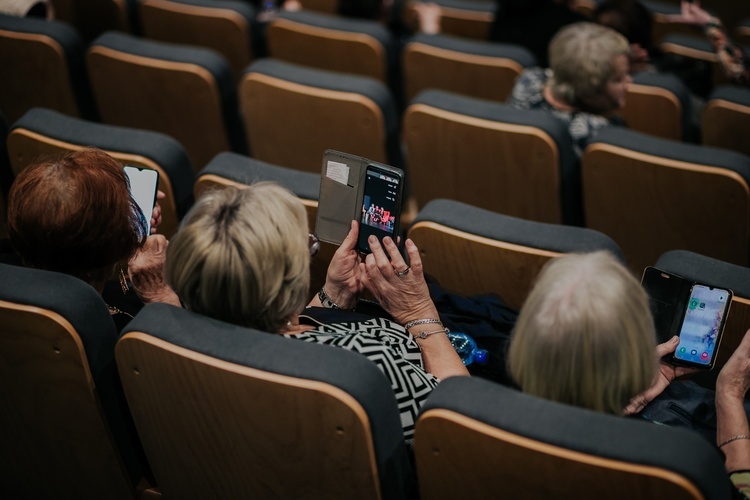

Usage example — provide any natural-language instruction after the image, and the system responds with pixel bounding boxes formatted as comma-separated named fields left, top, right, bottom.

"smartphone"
left=641, top=267, right=688, bottom=344
left=671, top=284, right=732, bottom=369
left=357, top=164, right=403, bottom=253
left=124, top=165, right=159, bottom=235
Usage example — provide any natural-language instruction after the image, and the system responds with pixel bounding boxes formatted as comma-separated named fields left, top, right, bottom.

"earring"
left=119, top=266, right=130, bottom=294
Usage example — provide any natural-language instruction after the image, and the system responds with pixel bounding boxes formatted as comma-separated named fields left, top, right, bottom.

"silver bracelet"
left=413, top=327, right=450, bottom=340
left=718, top=435, right=750, bottom=448
left=318, top=286, right=344, bottom=310
left=404, top=318, right=442, bottom=330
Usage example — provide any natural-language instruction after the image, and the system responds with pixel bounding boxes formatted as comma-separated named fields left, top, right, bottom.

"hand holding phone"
left=641, top=267, right=732, bottom=370
left=124, top=166, right=159, bottom=235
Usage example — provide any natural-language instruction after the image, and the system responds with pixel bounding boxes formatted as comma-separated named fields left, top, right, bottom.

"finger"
left=339, top=220, right=358, bottom=252
left=157, top=190, right=166, bottom=200
left=382, top=236, right=406, bottom=269
left=368, top=236, right=393, bottom=273
left=364, top=252, right=387, bottom=288
left=404, top=239, right=423, bottom=274
left=655, top=336, right=679, bottom=357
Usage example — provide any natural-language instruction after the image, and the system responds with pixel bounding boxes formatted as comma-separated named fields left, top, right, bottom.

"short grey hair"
left=508, top=251, right=656, bottom=415
left=548, top=22, right=630, bottom=107
left=166, top=183, right=310, bottom=332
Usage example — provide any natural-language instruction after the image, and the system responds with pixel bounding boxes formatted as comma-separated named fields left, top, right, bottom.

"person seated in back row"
left=508, top=251, right=750, bottom=497
left=507, top=22, right=632, bottom=158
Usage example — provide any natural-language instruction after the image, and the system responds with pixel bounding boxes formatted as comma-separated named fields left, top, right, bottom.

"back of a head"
left=6, top=148, right=146, bottom=286
left=166, top=183, right=310, bottom=333
left=548, top=22, right=630, bottom=106
left=594, top=0, right=653, bottom=52
left=508, top=251, right=656, bottom=415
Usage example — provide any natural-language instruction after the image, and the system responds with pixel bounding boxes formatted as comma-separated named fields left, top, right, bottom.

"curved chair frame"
left=407, top=199, right=623, bottom=310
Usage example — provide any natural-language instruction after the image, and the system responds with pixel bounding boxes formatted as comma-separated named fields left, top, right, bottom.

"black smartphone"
left=641, top=266, right=732, bottom=370
left=672, top=283, right=732, bottom=370
left=641, top=267, right=688, bottom=344
left=123, top=165, right=159, bottom=235
left=357, top=164, right=403, bottom=253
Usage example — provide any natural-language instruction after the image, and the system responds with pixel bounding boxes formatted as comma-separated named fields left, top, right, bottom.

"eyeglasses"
left=308, top=233, right=320, bottom=257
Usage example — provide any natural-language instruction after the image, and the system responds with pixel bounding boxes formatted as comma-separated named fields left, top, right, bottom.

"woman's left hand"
left=361, top=235, right=437, bottom=324
left=323, top=220, right=365, bottom=309
left=150, top=190, right=165, bottom=234
left=624, top=336, right=699, bottom=415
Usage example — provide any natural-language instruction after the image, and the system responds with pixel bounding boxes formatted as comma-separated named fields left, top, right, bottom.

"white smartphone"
left=124, top=165, right=159, bottom=235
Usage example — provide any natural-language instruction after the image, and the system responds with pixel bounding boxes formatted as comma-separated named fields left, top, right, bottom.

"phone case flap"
left=315, top=150, right=368, bottom=245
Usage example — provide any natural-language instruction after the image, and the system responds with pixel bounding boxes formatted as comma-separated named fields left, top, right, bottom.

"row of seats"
left=5, top=103, right=750, bottom=285
left=4, top=5, right=750, bottom=154
left=0, top=244, right=742, bottom=498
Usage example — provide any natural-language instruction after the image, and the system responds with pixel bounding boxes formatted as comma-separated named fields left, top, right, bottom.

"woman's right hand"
left=128, top=235, right=181, bottom=306
left=361, top=236, right=438, bottom=324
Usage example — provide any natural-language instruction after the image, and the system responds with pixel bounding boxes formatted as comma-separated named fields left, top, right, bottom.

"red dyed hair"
left=7, top=148, right=148, bottom=285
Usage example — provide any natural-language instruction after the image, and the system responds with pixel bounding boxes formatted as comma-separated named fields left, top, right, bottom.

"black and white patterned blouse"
left=508, top=67, right=614, bottom=158
left=284, top=316, right=439, bottom=444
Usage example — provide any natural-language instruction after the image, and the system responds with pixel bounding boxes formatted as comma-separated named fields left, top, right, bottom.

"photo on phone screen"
left=124, top=166, right=159, bottom=235
left=673, top=284, right=731, bottom=369
left=357, top=165, right=402, bottom=253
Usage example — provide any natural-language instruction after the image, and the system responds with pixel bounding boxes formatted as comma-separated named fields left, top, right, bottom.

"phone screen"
left=673, top=284, right=731, bottom=368
left=124, top=166, right=159, bottom=235
left=357, top=165, right=402, bottom=253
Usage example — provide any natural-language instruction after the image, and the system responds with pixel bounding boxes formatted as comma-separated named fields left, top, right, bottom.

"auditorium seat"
left=50, top=0, right=137, bottom=42
left=414, top=376, right=734, bottom=500
left=582, top=127, right=750, bottom=273
left=655, top=249, right=750, bottom=385
left=87, top=31, right=246, bottom=171
left=736, top=18, right=750, bottom=46
left=0, top=262, right=156, bottom=499
left=660, top=33, right=729, bottom=90
left=402, top=89, right=580, bottom=225
left=402, top=33, right=536, bottom=103
left=0, top=14, right=95, bottom=123
left=267, top=10, right=398, bottom=86
left=195, top=151, right=332, bottom=297
left=403, top=0, right=494, bottom=41
left=139, top=0, right=256, bottom=79
left=621, top=71, right=693, bottom=142
left=116, top=302, right=415, bottom=499
left=239, top=58, right=401, bottom=173
left=7, top=107, right=195, bottom=238
left=702, top=85, right=750, bottom=157
left=407, top=199, right=623, bottom=311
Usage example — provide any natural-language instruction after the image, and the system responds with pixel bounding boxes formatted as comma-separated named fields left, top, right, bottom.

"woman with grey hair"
left=165, top=182, right=469, bottom=444
left=508, top=251, right=750, bottom=495
left=508, top=22, right=632, bottom=158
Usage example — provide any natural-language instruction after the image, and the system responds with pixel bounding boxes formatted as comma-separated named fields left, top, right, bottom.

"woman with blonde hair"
left=165, top=182, right=469, bottom=443
left=508, top=251, right=750, bottom=495
left=509, top=22, right=632, bottom=157
left=508, top=251, right=656, bottom=414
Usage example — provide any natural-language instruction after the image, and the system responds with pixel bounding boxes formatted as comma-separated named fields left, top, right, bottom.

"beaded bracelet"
left=718, top=435, right=750, bottom=448
left=404, top=318, right=442, bottom=330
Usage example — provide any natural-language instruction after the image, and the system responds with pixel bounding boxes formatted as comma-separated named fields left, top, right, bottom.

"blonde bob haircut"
left=508, top=251, right=656, bottom=415
left=548, top=22, right=629, bottom=107
left=166, top=182, right=310, bottom=333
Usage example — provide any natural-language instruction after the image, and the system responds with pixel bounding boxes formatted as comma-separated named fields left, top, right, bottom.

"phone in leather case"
left=641, top=267, right=732, bottom=370
left=315, top=150, right=404, bottom=253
